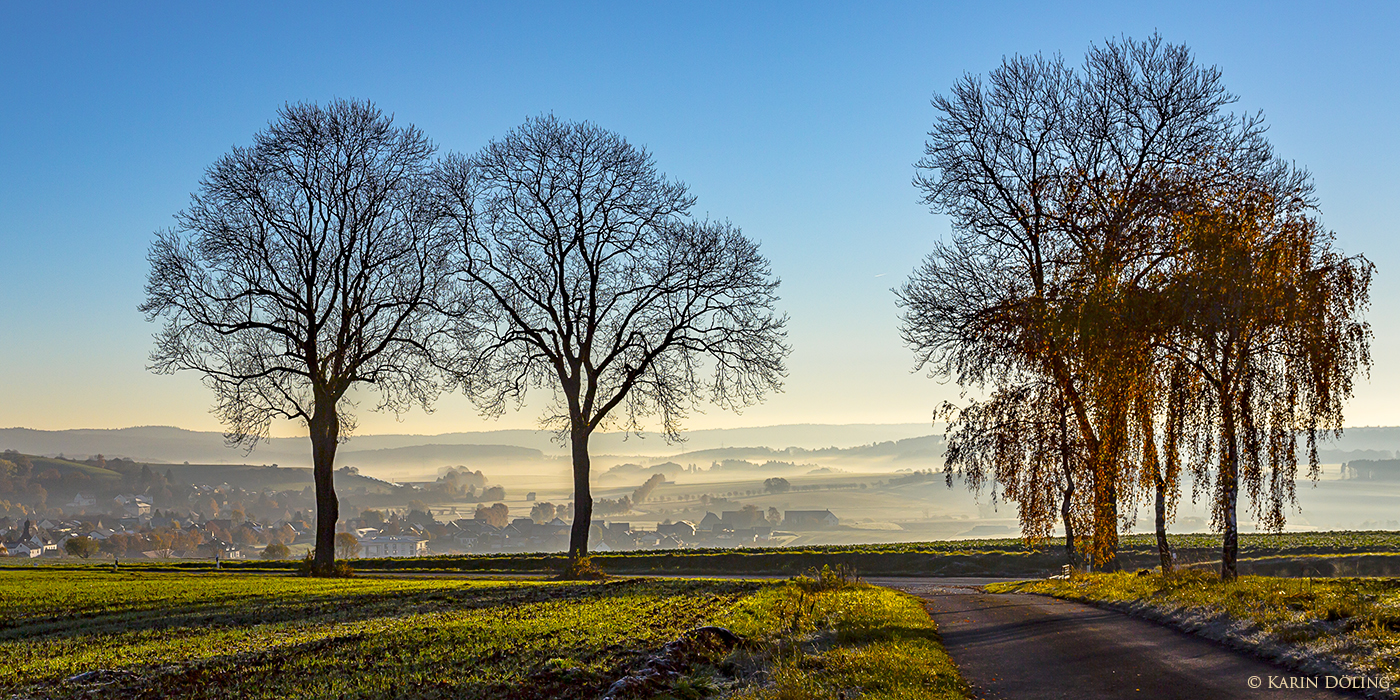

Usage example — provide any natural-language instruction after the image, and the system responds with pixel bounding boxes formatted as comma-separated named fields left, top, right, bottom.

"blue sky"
left=1, top=2, right=1395, bottom=436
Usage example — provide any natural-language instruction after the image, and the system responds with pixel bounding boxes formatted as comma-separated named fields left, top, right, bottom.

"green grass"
left=27, top=455, right=123, bottom=481
left=0, top=569, right=966, bottom=699
left=719, top=571, right=968, bottom=700
left=990, top=571, right=1400, bottom=688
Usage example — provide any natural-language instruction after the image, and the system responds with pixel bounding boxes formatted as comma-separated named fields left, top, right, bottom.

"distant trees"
left=436, top=467, right=487, bottom=496
left=631, top=473, right=666, bottom=504
left=141, top=99, right=456, bottom=575
left=900, top=35, right=1372, bottom=577
left=474, top=502, right=510, bottom=528
left=530, top=502, right=558, bottom=523
left=262, top=542, right=292, bottom=560
left=0, top=453, right=40, bottom=512
left=433, top=116, right=789, bottom=560
left=763, top=477, right=792, bottom=494
left=334, top=532, right=361, bottom=559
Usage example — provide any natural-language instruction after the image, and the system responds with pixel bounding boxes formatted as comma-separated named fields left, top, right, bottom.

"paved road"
left=876, top=578, right=1364, bottom=700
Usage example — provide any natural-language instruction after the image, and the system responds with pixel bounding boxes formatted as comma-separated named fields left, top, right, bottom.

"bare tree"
left=141, top=99, right=454, bottom=575
left=434, top=116, right=789, bottom=560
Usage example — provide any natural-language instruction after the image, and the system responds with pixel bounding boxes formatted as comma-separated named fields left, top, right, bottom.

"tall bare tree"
left=141, top=99, right=454, bottom=574
left=434, top=116, right=789, bottom=560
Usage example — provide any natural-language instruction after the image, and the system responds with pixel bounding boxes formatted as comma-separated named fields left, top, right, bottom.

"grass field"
left=990, top=572, right=1400, bottom=691
left=0, top=569, right=966, bottom=699
left=12, top=530, right=1400, bottom=579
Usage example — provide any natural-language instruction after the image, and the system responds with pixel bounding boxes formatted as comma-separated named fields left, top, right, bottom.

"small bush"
left=295, top=553, right=354, bottom=578
left=792, top=564, right=860, bottom=593
left=555, top=556, right=608, bottom=581
left=261, top=542, right=291, bottom=560
left=669, top=671, right=719, bottom=699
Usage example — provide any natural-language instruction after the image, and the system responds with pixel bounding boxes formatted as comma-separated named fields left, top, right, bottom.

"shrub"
left=296, top=553, right=354, bottom=578
left=555, top=556, right=608, bottom=581
left=261, top=542, right=291, bottom=560
left=64, top=536, right=100, bottom=559
left=792, top=564, right=860, bottom=593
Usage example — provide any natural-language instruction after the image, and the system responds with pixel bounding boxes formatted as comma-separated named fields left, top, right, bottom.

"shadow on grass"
left=13, top=578, right=758, bottom=644
left=15, top=578, right=763, bottom=700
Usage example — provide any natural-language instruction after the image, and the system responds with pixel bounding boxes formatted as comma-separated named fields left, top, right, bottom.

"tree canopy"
left=434, top=116, right=789, bottom=559
left=141, top=99, right=456, bottom=573
left=900, top=35, right=1372, bottom=576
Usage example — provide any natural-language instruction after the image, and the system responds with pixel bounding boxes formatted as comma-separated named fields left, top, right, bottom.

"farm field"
left=12, top=530, right=1400, bottom=579
left=236, top=530, right=1400, bottom=577
left=0, top=569, right=966, bottom=699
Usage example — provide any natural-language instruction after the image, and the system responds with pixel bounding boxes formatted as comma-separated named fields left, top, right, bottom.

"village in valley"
left=0, top=449, right=851, bottom=562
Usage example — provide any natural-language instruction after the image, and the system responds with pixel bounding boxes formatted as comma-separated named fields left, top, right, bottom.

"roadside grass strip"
left=722, top=575, right=969, bottom=700
left=990, top=571, right=1400, bottom=693
left=1, top=569, right=967, bottom=699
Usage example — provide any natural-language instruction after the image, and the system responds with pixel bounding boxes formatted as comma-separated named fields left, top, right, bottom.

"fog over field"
left=5, top=423, right=1399, bottom=546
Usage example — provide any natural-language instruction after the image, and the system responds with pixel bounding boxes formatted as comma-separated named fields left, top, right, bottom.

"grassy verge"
left=719, top=569, right=968, bottom=700
left=0, top=568, right=966, bottom=699
left=989, top=571, right=1400, bottom=693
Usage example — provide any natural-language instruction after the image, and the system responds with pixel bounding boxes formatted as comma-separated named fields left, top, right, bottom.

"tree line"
left=896, top=34, right=1372, bottom=579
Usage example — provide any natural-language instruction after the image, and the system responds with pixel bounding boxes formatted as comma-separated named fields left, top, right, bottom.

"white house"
left=10, top=544, right=40, bottom=558
left=67, top=494, right=97, bottom=509
left=359, top=535, right=428, bottom=558
left=113, top=494, right=153, bottom=517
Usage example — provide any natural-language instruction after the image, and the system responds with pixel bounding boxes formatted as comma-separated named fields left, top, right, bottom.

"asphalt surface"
left=875, top=578, right=1365, bottom=700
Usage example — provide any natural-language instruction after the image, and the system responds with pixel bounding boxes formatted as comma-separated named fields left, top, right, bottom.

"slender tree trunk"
left=1061, top=476, right=1077, bottom=568
left=1049, top=356, right=1117, bottom=571
left=1059, top=409, right=1078, bottom=568
left=1220, top=398, right=1240, bottom=581
left=1155, top=477, right=1172, bottom=573
left=1142, top=420, right=1173, bottom=573
left=309, top=403, right=340, bottom=574
left=567, top=426, right=593, bottom=560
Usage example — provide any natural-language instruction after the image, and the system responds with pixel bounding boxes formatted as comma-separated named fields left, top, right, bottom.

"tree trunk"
left=1061, top=476, right=1077, bottom=568
left=1091, top=452, right=1121, bottom=572
left=1155, top=476, right=1172, bottom=573
left=567, top=427, right=593, bottom=560
left=1059, top=409, right=1078, bottom=568
left=1142, top=421, right=1173, bottom=573
left=309, top=403, right=340, bottom=574
left=1220, top=401, right=1240, bottom=581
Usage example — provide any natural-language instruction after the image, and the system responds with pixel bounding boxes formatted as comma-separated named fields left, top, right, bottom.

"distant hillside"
left=161, top=463, right=397, bottom=492
left=658, top=435, right=945, bottom=471
left=338, top=444, right=546, bottom=472
left=0, top=423, right=942, bottom=466
left=26, top=455, right=124, bottom=482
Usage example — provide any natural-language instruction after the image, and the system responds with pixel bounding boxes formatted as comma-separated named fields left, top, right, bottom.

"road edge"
left=1000, top=585, right=1386, bottom=698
